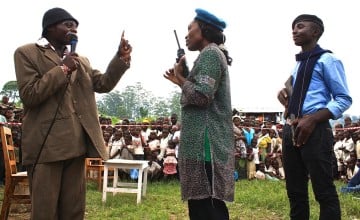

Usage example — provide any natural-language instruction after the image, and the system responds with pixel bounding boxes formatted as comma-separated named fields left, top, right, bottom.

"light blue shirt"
left=242, top=128, right=255, bottom=146
left=291, top=52, right=352, bottom=119
left=0, top=114, right=6, bottom=124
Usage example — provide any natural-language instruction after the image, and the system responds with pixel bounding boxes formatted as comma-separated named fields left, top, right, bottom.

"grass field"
left=1, top=179, right=359, bottom=220
left=85, top=179, right=359, bottom=220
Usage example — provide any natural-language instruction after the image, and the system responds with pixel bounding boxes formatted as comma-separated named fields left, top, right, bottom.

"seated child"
left=147, top=130, right=161, bottom=159
left=255, top=162, right=266, bottom=180
left=345, top=151, right=357, bottom=182
left=163, top=140, right=178, bottom=180
left=117, top=131, right=135, bottom=179
left=109, top=129, right=125, bottom=159
left=263, top=156, right=280, bottom=181
left=145, top=152, right=162, bottom=182
left=340, top=162, right=360, bottom=193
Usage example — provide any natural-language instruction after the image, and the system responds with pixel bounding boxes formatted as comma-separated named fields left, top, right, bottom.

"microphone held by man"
left=66, top=32, right=78, bottom=53
left=61, top=32, right=79, bottom=75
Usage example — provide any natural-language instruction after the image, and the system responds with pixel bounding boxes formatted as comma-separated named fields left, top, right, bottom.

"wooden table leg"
left=142, top=167, right=148, bottom=196
left=136, top=169, right=143, bottom=204
left=102, top=165, right=109, bottom=202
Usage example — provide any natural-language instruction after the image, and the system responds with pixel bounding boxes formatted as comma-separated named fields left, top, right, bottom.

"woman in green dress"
left=164, top=8, right=234, bottom=220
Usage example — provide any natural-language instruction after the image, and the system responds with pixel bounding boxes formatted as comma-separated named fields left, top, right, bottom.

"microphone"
left=66, top=32, right=78, bottom=53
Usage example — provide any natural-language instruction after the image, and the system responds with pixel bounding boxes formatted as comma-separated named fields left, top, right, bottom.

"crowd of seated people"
left=232, top=115, right=285, bottom=181
left=332, top=116, right=360, bottom=194
left=232, top=113, right=360, bottom=195
left=24, top=109, right=357, bottom=186
left=1, top=98, right=359, bottom=191
left=99, top=113, right=181, bottom=181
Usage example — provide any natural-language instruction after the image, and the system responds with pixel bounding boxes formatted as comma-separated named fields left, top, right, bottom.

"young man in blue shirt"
left=277, top=14, right=352, bottom=220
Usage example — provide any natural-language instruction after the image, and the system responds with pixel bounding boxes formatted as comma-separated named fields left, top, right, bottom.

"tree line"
left=1, top=81, right=181, bottom=122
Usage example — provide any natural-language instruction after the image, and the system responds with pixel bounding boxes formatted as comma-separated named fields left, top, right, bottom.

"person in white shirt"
left=170, top=124, right=181, bottom=158
left=147, top=130, right=160, bottom=158
left=109, top=129, right=125, bottom=159
left=131, top=127, right=144, bottom=160
left=343, top=130, right=354, bottom=164
left=158, top=127, right=170, bottom=162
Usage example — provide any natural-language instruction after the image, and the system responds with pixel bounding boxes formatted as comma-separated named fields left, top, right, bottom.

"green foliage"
left=97, top=82, right=181, bottom=121
left=1, top=79, right=181, bottom=124
left=1, top=80, right=20, bottom=103
left=168, top=90, right=182, bottom=119
left=139, top=107, right=149, bottom=119
left=110, top=116, right=120, bottom=125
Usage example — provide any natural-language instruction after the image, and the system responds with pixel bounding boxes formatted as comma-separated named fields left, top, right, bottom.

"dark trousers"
left=187, top=162, right=229, bottom=220
left=282, top=122, right=341, bottom=220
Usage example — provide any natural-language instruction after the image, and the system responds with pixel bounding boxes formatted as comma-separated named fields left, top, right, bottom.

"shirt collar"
left=36, top=37, right=69, bottom=58
left=36, top=37, right=55, bottom=51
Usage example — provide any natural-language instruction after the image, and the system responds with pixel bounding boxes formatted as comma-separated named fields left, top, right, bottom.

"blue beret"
left=194, top=8, right=226, bottom=32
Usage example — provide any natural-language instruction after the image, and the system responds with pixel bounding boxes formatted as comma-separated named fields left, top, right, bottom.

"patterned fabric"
left=178, top=43, right=234, bottom=202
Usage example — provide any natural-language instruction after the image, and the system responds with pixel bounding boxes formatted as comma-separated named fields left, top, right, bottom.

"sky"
left=1, top=0, right=360, bottom=115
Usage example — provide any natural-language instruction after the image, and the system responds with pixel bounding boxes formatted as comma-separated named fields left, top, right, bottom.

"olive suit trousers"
left=27, top=155, right=86, bottom=220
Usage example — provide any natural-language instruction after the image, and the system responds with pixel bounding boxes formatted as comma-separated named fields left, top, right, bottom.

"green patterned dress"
left=178, top=43, right=235, bottom=202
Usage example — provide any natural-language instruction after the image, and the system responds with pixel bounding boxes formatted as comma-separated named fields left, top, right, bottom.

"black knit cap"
left=42, top=7, right=78, bottom=36
left=292, top=14, right=324, bottom=32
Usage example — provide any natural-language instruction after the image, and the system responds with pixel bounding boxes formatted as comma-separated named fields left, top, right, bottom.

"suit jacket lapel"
left=43, top=48, right=62, bottom=65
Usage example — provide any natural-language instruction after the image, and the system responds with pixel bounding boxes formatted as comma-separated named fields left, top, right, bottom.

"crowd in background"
left=332, top=117, right=360, bottom=186
left=233, top=114, right=360, bottom=186
left=98, top=113, right=181, bottom=181
left=97, top=111, right=359, bottom=188
left=0, top=95, right=359, bottom=189
left=232, top=115, right=285, bottom=181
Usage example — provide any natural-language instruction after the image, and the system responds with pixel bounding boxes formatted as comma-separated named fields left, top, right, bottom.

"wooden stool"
left=85, top=158, right=114, bottom=191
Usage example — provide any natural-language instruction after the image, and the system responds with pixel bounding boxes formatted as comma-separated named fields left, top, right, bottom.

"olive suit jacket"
left=14, top=43, right=128, bottom=166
